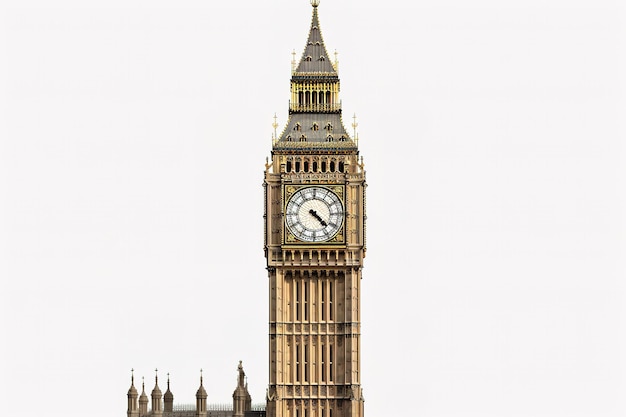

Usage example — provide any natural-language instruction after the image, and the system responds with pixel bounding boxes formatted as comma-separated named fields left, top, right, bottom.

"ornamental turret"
left=138, top=379, right=149, bottom=417
left=195, top=370, right=208, bottom=417
left=127, top=370, right=139, bottom=417
left=151, top=371, right=163, bottom=417
left=163, top=373, right=174, bottom=412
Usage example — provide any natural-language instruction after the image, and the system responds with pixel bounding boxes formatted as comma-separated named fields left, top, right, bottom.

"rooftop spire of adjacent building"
left=128, top=369, right=138, bottom=395
left=196, top=369, right=207, bottom=398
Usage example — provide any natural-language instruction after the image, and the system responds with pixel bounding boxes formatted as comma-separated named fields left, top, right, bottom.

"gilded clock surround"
left=284, top=185, right=345, bottom=245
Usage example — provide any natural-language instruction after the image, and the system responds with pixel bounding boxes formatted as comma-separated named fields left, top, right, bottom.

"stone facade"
left=263, top=2, right=366, bottom=417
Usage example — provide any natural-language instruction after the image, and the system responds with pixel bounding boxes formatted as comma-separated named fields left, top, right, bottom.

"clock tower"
left=263, top=2, right=366, bottom=417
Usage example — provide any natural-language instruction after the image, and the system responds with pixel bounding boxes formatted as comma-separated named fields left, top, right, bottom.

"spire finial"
left=291, top=49, right=297, bottom=73
left=200, top=368, right=203, bottom=385
left=131, top=368, right=135, bottom=384
left=155, top=368, right=158, bottom=383
left=352, top=113, right=359, bottom=146
left=167, top=372, right=170, bottom=388
left=311, top=0, right=320, bottom=7
left=272, top=113, right=278, bottom=143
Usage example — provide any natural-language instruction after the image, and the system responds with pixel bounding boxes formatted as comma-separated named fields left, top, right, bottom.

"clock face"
left=285, top=187, right=344, bottom=242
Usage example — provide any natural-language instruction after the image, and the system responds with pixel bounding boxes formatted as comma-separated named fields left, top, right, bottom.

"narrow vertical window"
left=313, top=161, right=318, bottom=172
left=296, top=344, right=301, bottom=382
left=296, top=280, right=301, bottom=321
left=304, top=281, right=309, bottom=321
left=321, top=161, right=327, bottom=172
left=329, top=161, right=335, bottom=172
left=304, top=161, right=309, bottom=172
left=321, top=281, right=326, bottom=321
left=339, top=162, right=344, bottom=172
left=295, top=161, right=301, bottom=172
left=329, top=280, right=334, bottom=321
left=321, top=342, right=326, bottom=382
left=313, top=340, right=317, bottom=383
left=304, top=344, right=309, bottom=382
left=329, top=345, right=334, bottom=381
left=286, top=161, right=292, bottom=172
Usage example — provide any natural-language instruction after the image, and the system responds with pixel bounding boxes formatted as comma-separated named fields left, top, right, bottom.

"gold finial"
left=352, top=113, right=359, bottom=146
left=272, top=113, right=279, bottom=144
left=311, top=0, right=320, bottom=7
left=334, top=50, right=339, bottom=72
left=291, top=49, right=296, bottom=73
left=131, top=368, right=135, bottom=384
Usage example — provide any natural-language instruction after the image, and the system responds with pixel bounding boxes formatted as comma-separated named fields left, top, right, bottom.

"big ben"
left=264, top=2, right=366, bottom=417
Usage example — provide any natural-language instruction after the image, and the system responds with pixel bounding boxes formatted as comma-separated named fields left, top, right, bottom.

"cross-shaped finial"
left=352, top=113, right=358, bottom=137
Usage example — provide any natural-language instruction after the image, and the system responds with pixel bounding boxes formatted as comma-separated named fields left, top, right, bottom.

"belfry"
left=263, top=0, right=367, bottom=416
left=126, top=2, right=366, bottom=416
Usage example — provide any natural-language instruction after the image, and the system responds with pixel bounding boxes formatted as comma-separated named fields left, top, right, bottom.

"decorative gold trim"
left=274, top=141, right=356, bottom=149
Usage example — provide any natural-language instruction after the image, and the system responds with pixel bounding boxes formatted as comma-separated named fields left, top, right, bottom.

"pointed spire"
left=294, top=0, right=336, bottom=75
left=164, top=373, right=174, bottom=412
left=151, top=368, right=161, bottom=395
left=274, top=0, right=356, bottom=149
left=196, top=368, right=207, bottom=398
left=164, top=372, right=173, bottom=398
left=127, top=369, right=139, bottom=417
left=128, top=369, right=138, bottom=395
left=196, top=369, right=208, bottom=417
left=138, top=376, right=149, bottom=415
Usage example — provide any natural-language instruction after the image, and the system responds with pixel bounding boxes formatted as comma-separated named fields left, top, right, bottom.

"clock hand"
left=308, top=209, right=328, bottom=227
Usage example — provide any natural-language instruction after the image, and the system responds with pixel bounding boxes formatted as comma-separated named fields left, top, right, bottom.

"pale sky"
left=0, top=0, right=625, bottom=416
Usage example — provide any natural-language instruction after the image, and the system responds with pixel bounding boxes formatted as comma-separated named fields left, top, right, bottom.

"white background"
left=1, top=0, right=625, bottom=416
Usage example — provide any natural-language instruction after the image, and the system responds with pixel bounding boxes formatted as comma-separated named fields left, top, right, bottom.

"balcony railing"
left=289, top=101, right=341, bottom=113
